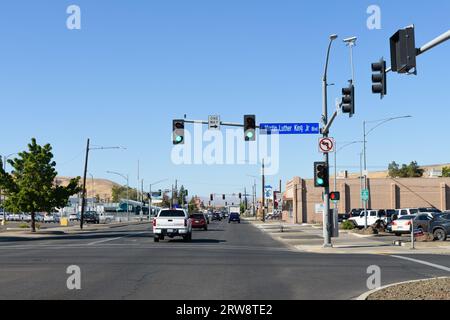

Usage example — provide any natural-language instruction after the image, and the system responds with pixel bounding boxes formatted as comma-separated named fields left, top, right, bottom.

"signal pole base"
left=322, top=243, right=333, bottom=248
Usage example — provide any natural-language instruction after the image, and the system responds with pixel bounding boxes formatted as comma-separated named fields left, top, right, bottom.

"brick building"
left=282, top=176, right=450, bottom=224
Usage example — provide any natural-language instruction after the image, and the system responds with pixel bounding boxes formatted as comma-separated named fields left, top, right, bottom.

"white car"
left=69, top=213, right=79, bottom=221
left=395, top=208, right=419, bottom=218
left=99, top=212, right=114, bottom=224
left=391, top=215, right=416, bottom=236
left=152, top=208, right=192, bottom=242
left=44, top=214, right=60, bottom=223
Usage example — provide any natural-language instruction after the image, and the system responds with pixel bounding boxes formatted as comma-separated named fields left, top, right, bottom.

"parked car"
left=348, top=210, right=389, bottom=229
left=228, top=212, right=241, bottom=224
left=99, top=212, right=114, bottom=224
left=44, top=214, right=60, bottom=223
left=395, top=208, right=419, bottom=218
left=69, top=213, right=79, bottom=222
left=211, top=212, right=222, bottom=221
left=152, top=208, right=192, bottom=242
left=429, top=213, right=450, bottom=241
left=83, top=211, right=100, bottom=224
left=418, top=207, right=441, bottom=214
left=191, top=213, right=208, bottom=231
left=390, top=215, right=416, bottom=236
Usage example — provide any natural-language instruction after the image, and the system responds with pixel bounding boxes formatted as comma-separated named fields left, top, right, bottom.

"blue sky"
left=0, top=0, right=449, bottom=197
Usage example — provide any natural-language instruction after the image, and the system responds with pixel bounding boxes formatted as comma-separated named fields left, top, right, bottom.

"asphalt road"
left=0, top=220, right=448, bottom=300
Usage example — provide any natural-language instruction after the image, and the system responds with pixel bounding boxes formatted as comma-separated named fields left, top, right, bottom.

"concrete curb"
left=356, top=276, right=450, bottom=300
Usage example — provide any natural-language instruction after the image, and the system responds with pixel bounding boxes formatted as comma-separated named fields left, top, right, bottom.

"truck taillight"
left=184, top=219, right=187, bottom=227
left=153, top=219, right=156, bottom=227
left=406, top=221, right=411, bottom=226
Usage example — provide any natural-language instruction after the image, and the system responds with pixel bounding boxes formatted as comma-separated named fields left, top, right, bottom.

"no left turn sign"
left=319, top=137, right=335, bottom=153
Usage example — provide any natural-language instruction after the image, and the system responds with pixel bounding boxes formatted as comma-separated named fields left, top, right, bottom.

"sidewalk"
left=248, top=219, right=450, bottom=255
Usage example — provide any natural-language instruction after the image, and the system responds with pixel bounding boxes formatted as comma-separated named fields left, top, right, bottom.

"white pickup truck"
left=152, top=208, right=192, bottom=242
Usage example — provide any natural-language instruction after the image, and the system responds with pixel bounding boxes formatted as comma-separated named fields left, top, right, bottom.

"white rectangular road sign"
left=208, top=115, right=221, bottom=130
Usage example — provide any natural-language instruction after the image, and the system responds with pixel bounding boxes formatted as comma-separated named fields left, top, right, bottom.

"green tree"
left=188, top=197, right=196, bottom=214
left=388, top=161, right=424, bottom=178
left=111, top=185, right=138, bottom=202
left=0, top=139, right=81, bottom=232
left=442, top=167, right=450, bottom=177
left=388, top=161, right=400, bottom=178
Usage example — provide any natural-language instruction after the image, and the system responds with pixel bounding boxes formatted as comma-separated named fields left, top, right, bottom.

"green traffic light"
left=246, top=132, right=254, bottom=139
left=175, top=136, right=183, bottom=143
left=316, top=178, right=324, bottom=186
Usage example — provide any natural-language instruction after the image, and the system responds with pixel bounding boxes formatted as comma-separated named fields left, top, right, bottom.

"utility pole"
left=262, top=159, right=265, bottom=222
left=80, top=138, right=90, bottom=230
left=244, top=187, right=248, bottom=211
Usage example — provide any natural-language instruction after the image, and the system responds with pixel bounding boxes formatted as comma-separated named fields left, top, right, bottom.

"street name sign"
left=319, top=137, right=335, bottom=153
left=208, top=115, right=221, bottom=130
left=260, top=123, right=320, bottom=135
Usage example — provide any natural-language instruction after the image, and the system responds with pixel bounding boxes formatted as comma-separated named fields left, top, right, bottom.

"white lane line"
left=87, top=231, right=147, bottom=246
left=390, top=255, right=450, bottom=273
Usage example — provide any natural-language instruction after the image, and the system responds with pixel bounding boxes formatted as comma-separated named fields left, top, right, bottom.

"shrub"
left=341, top=220, right=355, bottom=230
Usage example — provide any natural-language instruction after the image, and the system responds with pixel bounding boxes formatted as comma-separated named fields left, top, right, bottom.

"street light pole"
left=262, top=159, right=265, bottom=223
left=106, top=171, right=130, bottom=221
left=322, top=34, right=337, bottom=247
left=362, top=115, right=412, bottom=228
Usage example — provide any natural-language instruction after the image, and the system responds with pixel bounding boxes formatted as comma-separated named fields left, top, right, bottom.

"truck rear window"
left=159, top=210, right=185, bottom=217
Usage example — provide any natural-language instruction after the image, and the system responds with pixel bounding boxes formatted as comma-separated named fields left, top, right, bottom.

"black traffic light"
left=371, top=58, right=387, bottom=99
left=244, top=115, right=256, bottom=141
left=222, top=194, right=225, bottom=200
left=330, top=192, right=340, bottom=201
left=210, top=194, right=214, bottom=202
left=173, top=119, right=185, bottom=145
left=238, top=193, right=242, bottom=199
left=341, top=81, right=355, bottom=117
left=390, top=25, right=417, bottom=74
left=314, top=162, right=329, bottom=188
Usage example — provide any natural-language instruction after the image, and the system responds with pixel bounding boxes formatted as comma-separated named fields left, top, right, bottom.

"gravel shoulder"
left=367, top=277, right=450, bottom=300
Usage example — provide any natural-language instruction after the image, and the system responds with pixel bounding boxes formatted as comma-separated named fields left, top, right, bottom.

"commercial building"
left=282, top=176, right=450, bottom=224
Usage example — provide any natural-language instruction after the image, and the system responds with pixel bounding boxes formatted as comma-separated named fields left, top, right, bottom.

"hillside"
left=55, top=177, right=120, bottom=201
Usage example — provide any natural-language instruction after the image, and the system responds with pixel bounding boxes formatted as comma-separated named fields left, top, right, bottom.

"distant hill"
left=55, top=177, right=120, bottom=201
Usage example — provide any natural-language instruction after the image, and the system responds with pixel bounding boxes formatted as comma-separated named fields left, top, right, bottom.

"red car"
left=190, top=213, right=208, bottom=231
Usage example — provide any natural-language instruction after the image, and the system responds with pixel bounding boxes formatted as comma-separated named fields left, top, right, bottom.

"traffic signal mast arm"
left=183, top=119, right=260, bottom=129
left=321, top=110, right=338, bottom=136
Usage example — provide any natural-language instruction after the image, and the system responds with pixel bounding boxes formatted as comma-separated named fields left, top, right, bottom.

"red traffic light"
left=330, top=192, right=340, bottom=201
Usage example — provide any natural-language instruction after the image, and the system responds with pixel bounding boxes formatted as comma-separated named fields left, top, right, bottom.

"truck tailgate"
left=155, top=217, right=185, bottom=228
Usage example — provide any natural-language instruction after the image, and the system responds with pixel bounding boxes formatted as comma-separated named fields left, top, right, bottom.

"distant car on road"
left=228, top=212, right=241, bottom=224
left=153, top=208, right=192, bottom=242
left=211, top=212, right=222, bottom=221
left=191, top=213, right=208, bottom=231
